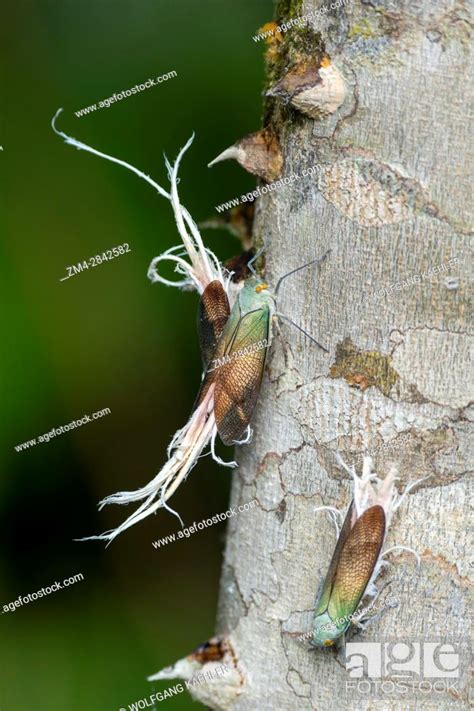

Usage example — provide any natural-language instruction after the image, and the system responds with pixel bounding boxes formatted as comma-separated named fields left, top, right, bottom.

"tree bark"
left=182, top=0, right=473, bottom=708
left=146, top=0, right=474, bottom=711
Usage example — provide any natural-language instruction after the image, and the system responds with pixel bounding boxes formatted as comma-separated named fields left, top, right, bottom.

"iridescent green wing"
left=328, top=505, right=385, bottom=622
left=314, top=502, right=356, bottom=616
left=213, top=299, right=270, bottom=445
left=197, top=280, right=231, bottom=368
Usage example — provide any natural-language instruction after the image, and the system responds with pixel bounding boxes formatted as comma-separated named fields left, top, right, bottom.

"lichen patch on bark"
left=329, top=337, right=399, bottom=396
left=344, top=1, right=472, bottom=67
left=317, top=158, right=428, bottom=226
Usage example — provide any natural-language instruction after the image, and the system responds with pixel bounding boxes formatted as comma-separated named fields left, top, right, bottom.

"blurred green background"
left=2, top=1, right=272, bottom=708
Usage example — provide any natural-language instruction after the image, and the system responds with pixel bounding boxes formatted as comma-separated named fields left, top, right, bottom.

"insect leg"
left=392, top=474, right=432, bottom=512
left=381, top=544, right=421, bottom=569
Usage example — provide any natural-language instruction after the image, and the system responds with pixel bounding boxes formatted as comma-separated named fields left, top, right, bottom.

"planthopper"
left=311, top=455, right=427, bottom=648
left=52, top=110, right=331, bottom=543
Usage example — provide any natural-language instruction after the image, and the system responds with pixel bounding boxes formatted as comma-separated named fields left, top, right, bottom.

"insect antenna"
left=247, top=246, right=266, bottom=280
left=276, top=312, right=329, bottom=353
left=274, top=249, right=331, bottom=296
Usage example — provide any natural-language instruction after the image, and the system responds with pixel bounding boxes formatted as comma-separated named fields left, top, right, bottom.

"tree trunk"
left=150, top=0, right=474, bottom=711
left=184, top=0, right=473, bottom=708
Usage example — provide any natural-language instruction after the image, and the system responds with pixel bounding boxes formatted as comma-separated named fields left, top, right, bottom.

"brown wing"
left=214, top=306, right=270, bottom=445
left=197, top=280, right=230, bottom=368
left=328, top=505, right=385, bottom=620
left=314, top=502, right=356, bottom=614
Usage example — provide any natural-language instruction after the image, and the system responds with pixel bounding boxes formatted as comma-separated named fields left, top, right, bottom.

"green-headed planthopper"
left=52, top=110, right=331, bottom=543
left=193, top=248, right=331, bottom=454
left=311, top=455, right=428, bottom=648
left=195, top=275, right=273, bottom=447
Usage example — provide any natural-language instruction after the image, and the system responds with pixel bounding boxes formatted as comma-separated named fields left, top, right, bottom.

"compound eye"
left=323, top=639, right=334, bottom=647
left=255, top=282, right=268, bottom=293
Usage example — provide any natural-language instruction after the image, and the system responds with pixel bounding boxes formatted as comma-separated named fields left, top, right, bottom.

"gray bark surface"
left=208, top=0, right=473, bottom=708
